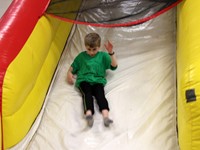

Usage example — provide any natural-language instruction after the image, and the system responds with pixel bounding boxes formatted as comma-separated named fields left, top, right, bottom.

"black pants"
left=79, top=81, right=110, bottom=115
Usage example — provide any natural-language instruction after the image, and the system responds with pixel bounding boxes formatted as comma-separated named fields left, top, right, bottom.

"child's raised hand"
left=104, top=40, right=113, bottom=54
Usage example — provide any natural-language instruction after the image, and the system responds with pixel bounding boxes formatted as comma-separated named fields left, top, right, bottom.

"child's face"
left=85, top=46, right=100, bottom=57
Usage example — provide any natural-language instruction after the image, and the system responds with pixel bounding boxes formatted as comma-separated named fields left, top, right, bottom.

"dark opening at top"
left=45, top=0, right=182, bottom=27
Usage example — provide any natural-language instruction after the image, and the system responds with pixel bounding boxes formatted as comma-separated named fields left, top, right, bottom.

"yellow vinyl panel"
left=2, top=15, right=73, bottom=148
left=177, top=0, right=200, bottom=150
left=46, top=0, right=82, bottom=19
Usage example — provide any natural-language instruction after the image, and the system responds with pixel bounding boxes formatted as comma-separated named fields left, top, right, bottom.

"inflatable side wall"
left=3, top=15, right=73, bottom=149
left=0, top=0, right=80, bottom=149
left=177, top=1, right=200, bottom=150
left=1, top=0, right=200, bottom=150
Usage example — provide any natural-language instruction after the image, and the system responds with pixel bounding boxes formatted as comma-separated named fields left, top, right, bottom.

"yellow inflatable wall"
left=0, top=1, right=81, bottom=149
left=177, top=0, right=200, bottom=150
left=2, top=15, right=73, bottom=148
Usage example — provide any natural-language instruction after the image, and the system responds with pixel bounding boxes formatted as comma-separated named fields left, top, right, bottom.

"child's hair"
left=84, top=33, right=101, bottom=48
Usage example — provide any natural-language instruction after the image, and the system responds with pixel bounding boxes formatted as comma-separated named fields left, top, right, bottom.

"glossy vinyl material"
left=12, top=9, right=178, bottom=150
left=46, top=0, right=182, bottom=27
left=177, top=0, right=200, bottom=150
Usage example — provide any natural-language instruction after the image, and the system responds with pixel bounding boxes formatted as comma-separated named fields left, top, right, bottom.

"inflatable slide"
left=0, top=0, right=200, bottom=150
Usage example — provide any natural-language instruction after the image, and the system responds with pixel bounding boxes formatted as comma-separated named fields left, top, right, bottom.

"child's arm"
left=67, top=66, right=75, bottom=85
left=104, top=41, right=118, bottom=67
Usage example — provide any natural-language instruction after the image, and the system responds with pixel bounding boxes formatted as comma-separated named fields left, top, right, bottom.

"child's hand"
left=104, top=40, right=113, bottom=54
left=67, top=72, right=75, bottom=85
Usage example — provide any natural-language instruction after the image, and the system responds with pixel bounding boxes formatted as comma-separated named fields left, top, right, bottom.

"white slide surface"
left=11, top=9, right=179, bottom=150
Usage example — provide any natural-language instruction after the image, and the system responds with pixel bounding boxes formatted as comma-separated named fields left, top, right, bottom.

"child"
left=67, top=32, right=118, bottom=127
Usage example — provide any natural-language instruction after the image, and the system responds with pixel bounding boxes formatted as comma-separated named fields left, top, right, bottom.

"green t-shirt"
left=71, top=51, right=117, bottom=87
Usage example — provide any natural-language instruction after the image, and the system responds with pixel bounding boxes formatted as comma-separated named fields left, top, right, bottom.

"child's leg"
left=93, top=84, right=113, bottom=127
left=102, top=109, right=109, bottom=118
left=86, top=110, right=92, bottom=116
left=102, top=109, right=113, bottom=127
left=79, top=82, right=95, bottom=115
left=79, top=82, right=94, bottom=127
